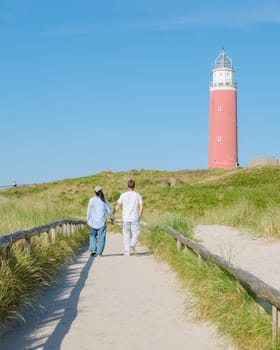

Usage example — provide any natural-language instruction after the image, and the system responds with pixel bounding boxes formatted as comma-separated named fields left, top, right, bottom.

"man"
left=113, top=179, right=144, bottom=256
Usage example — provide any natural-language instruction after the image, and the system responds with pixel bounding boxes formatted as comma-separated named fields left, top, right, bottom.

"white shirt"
left=87, top=196, right=114, bottom=229
left=117, top=191, right=142, bottom=222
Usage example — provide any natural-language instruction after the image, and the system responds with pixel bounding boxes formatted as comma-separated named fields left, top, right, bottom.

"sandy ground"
left=0, top=232, right=236, bottom=350
left=195, top=225, right=280, bottom=290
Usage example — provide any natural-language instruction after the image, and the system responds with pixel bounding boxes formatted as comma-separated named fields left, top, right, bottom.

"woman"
left=86, top=185, right=114, bottom=257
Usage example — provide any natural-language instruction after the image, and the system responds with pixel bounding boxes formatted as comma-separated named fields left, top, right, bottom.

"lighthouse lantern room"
left=208, top=49, right=238, bottom=169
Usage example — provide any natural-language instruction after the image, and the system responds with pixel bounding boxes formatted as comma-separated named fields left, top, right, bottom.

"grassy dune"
left=1, top=166, right=280, bottom=237
left=141, top=216, right=274, bottom=350
left=1, top=166, right=280, bottom=349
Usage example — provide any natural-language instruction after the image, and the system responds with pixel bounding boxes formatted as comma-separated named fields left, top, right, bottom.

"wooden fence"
left=2, top=220, right=280, bottom=343
left=0, top=219, right=87, bottom=258
left=165, top=226, right=280, bottom=344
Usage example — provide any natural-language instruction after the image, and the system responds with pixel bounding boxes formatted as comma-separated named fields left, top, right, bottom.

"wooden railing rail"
left=165, top=226, right=280, bottom=343
left=0, top=219, right=87, bottom=257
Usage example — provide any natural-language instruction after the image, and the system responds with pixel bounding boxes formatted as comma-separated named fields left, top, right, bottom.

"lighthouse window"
left=217, top=105, right=222, bottom=112
left=217, top=136, right=222, bottom=142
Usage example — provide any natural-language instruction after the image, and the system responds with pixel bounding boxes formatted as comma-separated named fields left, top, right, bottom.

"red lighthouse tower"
left=208, top=49, right=238, bottom=169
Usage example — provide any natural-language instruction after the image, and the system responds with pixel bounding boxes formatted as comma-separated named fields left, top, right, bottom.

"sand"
left=194, top=225, right=280, bottom=291
left=0, top=229, right=258, bottom=350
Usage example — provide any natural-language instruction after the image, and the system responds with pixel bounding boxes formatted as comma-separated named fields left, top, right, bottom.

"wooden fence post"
left=44, top=231, right=50, bottom=243
left=50, top=227, right=56, bottom=242
left=6, top=246, right=11, bottom=259
left=272, top=306, right=280, bottom=344
left=197, top=254, right=203, bottom=265
left=25, top=237, right=31, bottom=254
left=0, top=220, right=88, bottom=263
left=166, top=225, right=280, bottom=348
left=176, top=239, right=183, bottom=250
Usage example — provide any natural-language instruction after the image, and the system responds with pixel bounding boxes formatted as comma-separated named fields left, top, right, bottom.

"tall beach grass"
left=0, top=228, right=88, bottom=324
left=140, top=215, right=279, bottom=350
left=1, top=166, right=280, bottom=348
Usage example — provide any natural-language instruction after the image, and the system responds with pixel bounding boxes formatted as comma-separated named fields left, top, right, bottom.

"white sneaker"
left=124, top=251, right=130, bottom=256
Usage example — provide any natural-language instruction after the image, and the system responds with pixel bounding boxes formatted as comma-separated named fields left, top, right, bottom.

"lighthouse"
left=208, top=49, right=238, bottom=169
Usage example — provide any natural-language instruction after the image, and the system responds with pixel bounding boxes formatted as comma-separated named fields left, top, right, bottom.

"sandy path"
left=195, top=225, right=280, bottom=290
left=0, top=232, right=234, bottom=350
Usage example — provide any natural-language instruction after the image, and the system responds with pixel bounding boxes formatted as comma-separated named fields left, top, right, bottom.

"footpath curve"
left=0, top=233, right=235, bottom=350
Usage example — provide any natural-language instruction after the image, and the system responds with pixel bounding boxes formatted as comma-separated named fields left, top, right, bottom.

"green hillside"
left=1, top=166, right=280, bottom=238
left=1, top=166, right=280, bottom=349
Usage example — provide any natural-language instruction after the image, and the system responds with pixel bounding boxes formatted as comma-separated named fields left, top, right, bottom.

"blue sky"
left=1, top=0, right=280, bottom=185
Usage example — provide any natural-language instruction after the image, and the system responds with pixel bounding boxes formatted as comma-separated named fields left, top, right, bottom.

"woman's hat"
left=95, top=185, right=102, bottom=192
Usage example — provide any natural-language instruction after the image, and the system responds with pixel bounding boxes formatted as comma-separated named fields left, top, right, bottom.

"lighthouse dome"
left=214, top=48, right=233, bottom=69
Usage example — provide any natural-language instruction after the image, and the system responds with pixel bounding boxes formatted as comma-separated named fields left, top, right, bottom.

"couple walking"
left=86, top=179, right=144, bottom=257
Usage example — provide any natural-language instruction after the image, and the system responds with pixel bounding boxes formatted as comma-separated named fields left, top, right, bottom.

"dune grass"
left=2, top=166, right=280, bottom=237
left=140, top=216, right=278, bottom=350
left=0, top=228, right=88, bottom=324
left=1, top=166, right=280, bottom=348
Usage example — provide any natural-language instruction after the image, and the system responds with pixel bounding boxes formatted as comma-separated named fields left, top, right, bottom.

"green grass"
left=140, top=216, right=278, bottom=350
left=2, top=166, right=280, bottom=237
left=0, top=228, right=88, bottom=323
left=1, top=166, right=280, bottom=348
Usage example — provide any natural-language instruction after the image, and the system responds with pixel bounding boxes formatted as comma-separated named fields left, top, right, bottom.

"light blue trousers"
left=89, top=225, right=107, bottom=255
